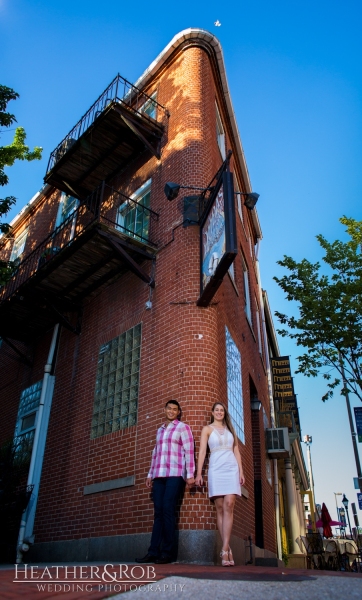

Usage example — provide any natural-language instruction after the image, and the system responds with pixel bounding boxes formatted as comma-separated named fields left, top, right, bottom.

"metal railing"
left=46, top=74, right=168, bottom=173
left=0, top=183, right=159, bottom=304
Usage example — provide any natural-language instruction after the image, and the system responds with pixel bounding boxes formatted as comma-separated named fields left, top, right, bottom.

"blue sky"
left=2, top=0, right=362, bottom=524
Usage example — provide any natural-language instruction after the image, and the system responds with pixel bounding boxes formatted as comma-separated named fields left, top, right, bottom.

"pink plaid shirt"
left=147, top=419, right=195, bottom=481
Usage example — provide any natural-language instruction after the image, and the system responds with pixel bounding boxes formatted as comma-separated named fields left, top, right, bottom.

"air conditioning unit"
left=266, top=427, right=290, bottom=459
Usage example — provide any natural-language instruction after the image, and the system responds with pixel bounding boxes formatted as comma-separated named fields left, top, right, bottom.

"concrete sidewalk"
left=1, top=562, right=362, bottom=600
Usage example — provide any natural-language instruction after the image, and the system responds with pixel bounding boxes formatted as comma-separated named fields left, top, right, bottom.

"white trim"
left=130, top=178, right=152, bottom=200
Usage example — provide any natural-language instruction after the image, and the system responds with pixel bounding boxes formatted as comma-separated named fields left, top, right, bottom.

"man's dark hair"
left=165, top=399, right=181, bottom=411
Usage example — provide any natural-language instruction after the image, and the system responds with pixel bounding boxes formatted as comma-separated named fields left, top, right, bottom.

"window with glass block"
left=91, top=324, right=142, bottom=438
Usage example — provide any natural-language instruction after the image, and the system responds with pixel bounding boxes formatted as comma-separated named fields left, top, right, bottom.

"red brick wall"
left=0, top=43, right=276, bottom=554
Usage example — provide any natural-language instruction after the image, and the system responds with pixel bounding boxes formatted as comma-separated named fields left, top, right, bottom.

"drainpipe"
left=16, top=324, right=60, bottom=563
left=255, top=246, right=282, bottom=560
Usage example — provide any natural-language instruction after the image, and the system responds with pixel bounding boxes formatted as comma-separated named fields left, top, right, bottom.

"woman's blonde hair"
left=210, top=402, right=238, bottom=447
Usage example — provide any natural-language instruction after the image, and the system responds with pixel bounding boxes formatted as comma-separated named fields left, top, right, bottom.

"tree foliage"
left=274, top=217, right=362, bottom=402
left=0, top=85, right=42, bottom=284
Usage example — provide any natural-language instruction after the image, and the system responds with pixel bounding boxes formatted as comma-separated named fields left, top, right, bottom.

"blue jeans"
left=148, top=476, right=184, bottom=557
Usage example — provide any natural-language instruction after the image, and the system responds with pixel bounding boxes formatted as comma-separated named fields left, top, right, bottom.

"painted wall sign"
left=197, top=170, right=237, bottom=306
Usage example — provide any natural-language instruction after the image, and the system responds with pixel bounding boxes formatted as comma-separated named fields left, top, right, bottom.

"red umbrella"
left=317, top=503, right=334, bottom=538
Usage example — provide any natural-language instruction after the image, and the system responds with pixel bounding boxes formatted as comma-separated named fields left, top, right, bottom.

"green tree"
left=274, top=217, right=362, bottom=402
left=0, top=85, right=42, bottom=283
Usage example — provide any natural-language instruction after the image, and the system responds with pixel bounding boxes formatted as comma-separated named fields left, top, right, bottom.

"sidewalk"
left=1, top=562, right=362, bottom=600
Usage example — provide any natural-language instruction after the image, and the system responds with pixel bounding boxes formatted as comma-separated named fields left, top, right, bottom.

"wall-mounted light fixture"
left=236, top=191, right=260, bottom=210
left=164, top=182, right=259, bottom=210
left=251, top=397, right=262, bottom=411
left=164, top=182, right=212, bottom=201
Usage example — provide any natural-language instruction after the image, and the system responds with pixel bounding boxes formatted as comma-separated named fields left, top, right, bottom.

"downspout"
left=255, top=242, right=282, bottom=560
left=16, top=323, right=60, bottom=563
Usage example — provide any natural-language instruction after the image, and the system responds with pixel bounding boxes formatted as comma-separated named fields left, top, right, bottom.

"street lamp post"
left=342, top=494, right=353, bottom=538
left=303, top=435, right=317, bottom=532
left=333, top=492, right=342, bottom=533
left=339, top=354, right=362, bottom=492
left=334, top=492, right=342, bottom=519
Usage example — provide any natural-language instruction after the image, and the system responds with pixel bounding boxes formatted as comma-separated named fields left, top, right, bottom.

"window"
left=234, top=174, right=244, bottom=224
left=91, top=323, right=142, bottom=439
left=14, top=380, right=43, bottom=461
left=242, top=255, right=252, bottom=323
left=117, top=179, right=151, bottom=243
left=56, top=194, right=78, bottom=226
left=255, top=297, right=263, bottom=355
left=247, top=226, right=254, bottom=258
left=141, top=92, right=157, bottom=120
left=55, top=194, right=79, bottom=240
left=10, top=228, right=28, bottom=262
left=228, top=261, right=235, bottom=282
left=225, top=326, right=245, bottom=443
left=216, top=103, right=226, bottom=160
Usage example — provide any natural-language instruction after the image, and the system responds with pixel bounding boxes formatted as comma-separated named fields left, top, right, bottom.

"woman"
left=195, top=402, right=245, bottom=566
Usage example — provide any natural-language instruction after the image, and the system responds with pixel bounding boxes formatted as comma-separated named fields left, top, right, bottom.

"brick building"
left=0, top=29, right=279, bottom=564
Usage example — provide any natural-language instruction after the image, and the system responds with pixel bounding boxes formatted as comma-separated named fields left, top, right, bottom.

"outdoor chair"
left=301, top=533, right=326, bottom=569
left=324, top=539, right=339, bottom=571
left=345, top=540, right=360, bottom=573
left=356, top=535, right=362, bottom=573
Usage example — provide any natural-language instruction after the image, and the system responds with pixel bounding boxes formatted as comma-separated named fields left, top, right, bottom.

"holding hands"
left=194, top=474, right=203, bottom=487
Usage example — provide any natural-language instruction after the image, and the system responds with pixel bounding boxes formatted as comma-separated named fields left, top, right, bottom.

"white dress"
left=207, top=426, right=241, bottom=498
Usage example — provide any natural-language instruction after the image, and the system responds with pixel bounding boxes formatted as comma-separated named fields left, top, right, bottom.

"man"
left=136, top=399, right=195, bottom=564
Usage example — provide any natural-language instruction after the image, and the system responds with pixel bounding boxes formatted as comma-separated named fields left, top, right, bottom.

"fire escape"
left=0, top=75, right=168, bottom=343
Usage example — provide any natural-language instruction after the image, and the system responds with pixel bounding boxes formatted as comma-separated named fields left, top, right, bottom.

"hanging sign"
left=197, top=170, right=237, bottom=307
left=338, top=507, right=346, bottom=526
